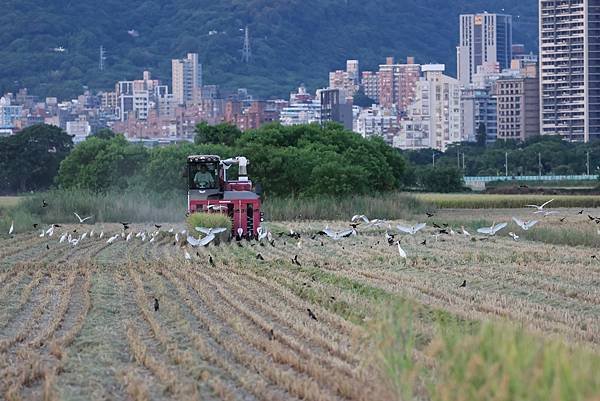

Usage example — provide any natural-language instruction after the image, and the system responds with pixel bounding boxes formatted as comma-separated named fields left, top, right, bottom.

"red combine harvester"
left=187, top=155, right=262, bottom=239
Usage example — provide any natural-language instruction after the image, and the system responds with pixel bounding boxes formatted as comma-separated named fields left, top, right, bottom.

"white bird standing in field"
left=107, top=235, right=119, bottom=244
left=395, top=241, right=407, bottom=258
left=509, top=232, right=520, bottom=241
left=396, top=223, right=427, bottom=235
left=512, top=217, right=538, bottom=231
left=39, top=230, right=45, bottom=238
left=322, top=227, right=354, bottom=241
left=175, top=232, right=180, bottom=243
left=184, top=251, right=192, bottom=260
left=99, top=231, right=104, bottom=239
left=477, top=222, right=508, bottom=236
left=126, top=232, right=132, bottom=242
left=525, top=199, right=554, bottom=213
left=73, top=212, right=93, bottom=223
left=461, top=226, right=471, bottom=237
left=257, top=226, right=269, bottom=241
left=9, top=221, right=14, bottom=235
left=80, top=232, right=87, bottom=241
left=59, top=233, right=68, bottom=243
left=45, top=226, right=54, bottom=236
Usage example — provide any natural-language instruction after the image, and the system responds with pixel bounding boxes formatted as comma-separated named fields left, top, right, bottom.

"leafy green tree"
left=92, top=128, right=117, bottom=140
left=0, top=124, right=72, bottom=193
left=194, top=122, right=242, bottom=147
left=418, top=166, right=464, bottom=193
left=57, top=135, right=147, bottom=191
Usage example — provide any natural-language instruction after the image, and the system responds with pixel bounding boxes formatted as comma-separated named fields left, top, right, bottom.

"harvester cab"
left=187, top=155, right=262, bottom=239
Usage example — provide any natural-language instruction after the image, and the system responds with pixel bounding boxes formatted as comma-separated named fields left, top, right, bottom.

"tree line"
left=1, top=123, right=470, bottom=196
left=403, top=136, right=600, bottom=177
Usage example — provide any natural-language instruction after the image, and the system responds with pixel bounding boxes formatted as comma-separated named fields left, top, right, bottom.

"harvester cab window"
left=191, top=163, right=218, bottom=190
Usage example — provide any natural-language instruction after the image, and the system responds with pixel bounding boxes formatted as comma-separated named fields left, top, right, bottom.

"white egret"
left=396, top=223, right=427, bottom=235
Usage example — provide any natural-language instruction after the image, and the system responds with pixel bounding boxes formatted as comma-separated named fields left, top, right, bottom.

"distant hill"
left=0, top=0, right=537, bottom=99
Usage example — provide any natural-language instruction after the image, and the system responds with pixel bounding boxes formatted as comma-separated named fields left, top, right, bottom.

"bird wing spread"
left=413, top=223, right=426, bottom=233
left=396, top=225, right=413, bottom=234
left=492, top=222, right=508, bottom=234
left=199, top=233, right=216, bottom=246
left=322, top=228, right=337, bottom=238
left=211, top=227, right=227, bottom=234
left=526, top=220, right=538, bottom=229
left=187, top=235, right=202, bottom=247
left=541, top=199, right=555, bottom=208
left=477, top=227, right=493, bottom=234
left=512, top=217, right=525, bottom=228
left=337, top=229, right=354, bottom=238
left=195, top=227, right=212, bottom=235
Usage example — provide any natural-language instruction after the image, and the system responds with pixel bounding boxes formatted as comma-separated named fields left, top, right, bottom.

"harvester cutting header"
left=187, top=155, right=262, bottom=239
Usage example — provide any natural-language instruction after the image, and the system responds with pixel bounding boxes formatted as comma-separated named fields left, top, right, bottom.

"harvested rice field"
left=2, top=208, right=600, bottom=400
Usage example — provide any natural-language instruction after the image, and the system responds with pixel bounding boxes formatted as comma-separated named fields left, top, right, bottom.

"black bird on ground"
left=459, top=280, right=467, bottom=288
left=154, top=298, right=159, bottom=311
left=46, top=244, right=50, bottom=250
left=121, top=222, right=130, bottom=230
left=426, top=212, right=434, bottom=218
left=33, top=224, right=38, bottom=228
left=433, top=223, right=441, bottom=229
left=209, top=256, right=215, bottom=266
left=268, top=329, right=274, bottom=341
left=578, top=210, right=584, bottom=215
left=307, top=308, right=318, bottom=321
left=42, top=199, right=48, bottom=208
left=560, top=217, right=567, bottom=222
left=155, top=224, right=162, bottom=229
left=256, top=253, right=264, bottom=261
left=420, top=239, right=427, bottom=246
left=292, top=255, right=301, bottom=266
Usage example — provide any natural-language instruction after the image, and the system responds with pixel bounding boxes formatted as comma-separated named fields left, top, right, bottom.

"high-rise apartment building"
left=172, top=53, right=202, bottom=105
left=540, top=0, right=600, bottom=141
left=361, top=71, right=380, bottom=102
left=395, top=65, right=463, bottom=151
left=457, top=13, right=513, bottom=85
left=329, top=59, right=361, bottom=100
left=377, top=57, right=420, bottom=113
left=496, top=61, right=540, bottom=141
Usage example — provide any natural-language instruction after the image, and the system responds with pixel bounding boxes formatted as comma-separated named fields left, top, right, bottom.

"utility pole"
left=538, top=152, right=542, bottom=177
left=505, top=151, right=508, bottom=177
left=457, top=147, right=460, bottom=168
left=587, top=151, right=591, bottom=175
left=462, top=153, right=465, bottom=170
left=432, top=152, right=436, bottom=167
left=99, top=46, right=106, bottom=71
left=241, top=26, right=251, bottom=63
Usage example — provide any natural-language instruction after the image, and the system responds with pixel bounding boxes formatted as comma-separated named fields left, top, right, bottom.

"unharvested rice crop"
left=1, top=206, right=600, bottom=400
left=416, top=193, right=600, bottom=209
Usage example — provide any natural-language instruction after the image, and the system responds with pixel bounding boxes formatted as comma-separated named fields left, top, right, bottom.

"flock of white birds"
left=3, top=198, right=583, bottom=262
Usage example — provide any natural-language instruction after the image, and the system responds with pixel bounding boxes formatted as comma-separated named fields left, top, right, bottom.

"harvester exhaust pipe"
left=222, top=157, right=249, bottom=182
left=238, top=157, right=248, bottom=182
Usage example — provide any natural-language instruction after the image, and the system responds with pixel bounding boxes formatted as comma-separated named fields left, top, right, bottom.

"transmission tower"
left=99, top=46, right=107, bottom=71
left=241, top=26, right=251, bottom=63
